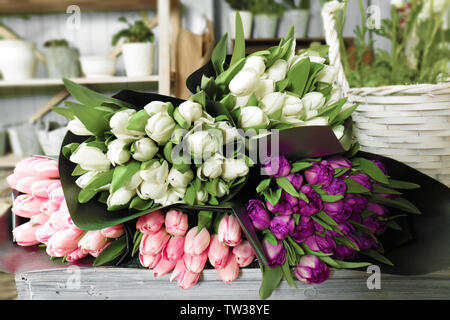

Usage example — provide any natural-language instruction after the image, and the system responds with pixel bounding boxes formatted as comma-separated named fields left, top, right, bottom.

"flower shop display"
left=278, top=0, right=310, bottom=38
left=322, top=0, right=450, bottom=187
left=225, top=0, right=254, bottom=39
left=0, top=39, right=37, bottom=80
left=43, top=39, right=81, bottom=79
left=112, top=16, right=156, bottom=77
left=251, top=0, right=286, bottom=38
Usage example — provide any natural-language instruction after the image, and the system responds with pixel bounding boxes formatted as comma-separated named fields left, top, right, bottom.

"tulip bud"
left=136, top=210, right=165, bottom=234
left=66, top=247, right=89, bottom=262
left=216, top=121, right=240, bottom=144
left=303, top=117, right=329, bottom=126
left=184, top=226, right=211, bottom=255
left=138, top=180, right=168, bottom=200
left=196, top=189, right=209, bottom=203
left=302, top=92, right=326, bottom=110
left=107, top=139, right=131, bottom=166
left=294, top=255, right=330, bottom=284
left=233, top=94, right=251, bottom=109
left=316, top=65, right=338, bottom=84
left=254, top=79, right=275, bottom=100
left=216, top=254, right=240, bottom=284
left=282, top=94, right=305, bottom=119
left=183, top=251, right=208, bottom=273
left=78, top=230, right=108, bottom=252
left=107, top=187, right=135, bottom=208
left=168, top=167, right=194, bottom=188
left=216, top=180, right=230, bottom=198
left=15, top=157, right=59, bottom=179
left=153, top=255, right=178, bottom=277
left=140, top=228, right=170, bottom=255
left=186, top=130, right=221, bottom=159
left=239, top=106, right=270, bottom=130
left=13, top=222, right=40, bottom=246
left=217, top=215, right=242, bottom=247
left=208, top=234, right=230, bottom=269
left=164, top=236, right=185, bottom=261
left=46, top=227, right=84, bottom=257
left=12, top=194, right=46, bottom=218
left=260, top=92, right=285, bottom=117
left=101, top=224, right=125, bottom=238
left=144, top=101, right=170, bottom=116
left=290, top=54, right=326, bottom=69
left=139, top=252, right=162, bottom=268
left=132, top=137, right=159, bottom=162
left=266, top=59, right=288, bottom=82
left=165, top=210, right=189, bottom=236
left=70, top=143, right=111, bottom=172
left=110, top=109, right=143, bottom=142
left=15, top=176, right=43, bottom=194
left=229, top=69, right=259, bottom=96
left=221, top=158, right=249, bottom=181
left=246, top=199, right=271, bottom=230
left=178, top=101, right=203, bottom=126
left=232, top=240, right=255, bottom=267
left=67, top=117, right=94, bottom=136
left=262, top=238, right=287, bottom=267
left=153, top=187, right=182, bottom=206
left=200, top=153, right=224, bottom=179
left=145, top=111, right=176, bottom=144
left=332, top=125, right=345, bottom=140
left=243, top=55, right=266, bottom=76
left=170, top=259, right=200, bottom=289
left=270, top=215, right=295, bottom=240
left=75, top=171, right=100, bottom=189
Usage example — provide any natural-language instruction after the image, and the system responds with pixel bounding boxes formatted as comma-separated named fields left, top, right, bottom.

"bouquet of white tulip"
left=188, top=13, right=358, bottom=141
left=56, top=80, right=251, bottom=214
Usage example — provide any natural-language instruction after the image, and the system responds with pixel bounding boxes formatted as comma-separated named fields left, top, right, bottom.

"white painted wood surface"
left=13, top=267, right=450, bottom=300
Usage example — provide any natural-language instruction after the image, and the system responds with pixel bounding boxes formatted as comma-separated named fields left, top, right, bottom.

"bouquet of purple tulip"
left=246, top=152, right=421, bottom=298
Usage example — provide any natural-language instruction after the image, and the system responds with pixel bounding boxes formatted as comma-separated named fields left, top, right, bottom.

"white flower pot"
left=0, top=40, right=37, bottom=81
left=122, top=42, right=155, bottom=77
left=7, top=123, right=43, bottom=157
left=229, top=10, right=253, bottom=39
left=253, top=14, right=279, bottom=38
left=80, top=56, right=116, bottom=78
left=278, top=9, right=310, bottom=38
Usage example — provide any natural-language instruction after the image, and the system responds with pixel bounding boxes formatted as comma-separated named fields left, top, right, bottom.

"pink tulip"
left=140, top=228, right=170, bottom=255
left=12, top=194, right=46, bottom=218
left=78, top=230, right=108, bottom=252
left=101, top=224, right=125, bottom=238
left=165, top=209, right=189, bottom=236
left=12, top=222, right=40, bottom=246
left=49, top=187, right=65, bottom=206
left=14, top=176, right=43, bottom=195
left=216, top=253, right=240, bottom=284
left=35, top=209, right=72, bottom=243
left=30, top=212, right=49, bottom=226
left=208, top=234, right=230, bottom=269
left=153, top=255, right=177, bottom=277
left=15, top=157, right=59, bottom=179
left=89, top=240, right=111, bottom=258
left=46, top=227, right=84, bottom=257
left=30, top=179, right=61, bottom=198
left=6, top=173, right=19, bottom=190
left=164, top=236, right=185, bottom=261
left=139, top=252, right=162, bottom=268
left=184, top=226, right=211, bottom=255
left=232, top=240, right=255, bottom=267
left=66, top=247, right=89, bottom=262
left=183, top=252, right=208, bottom=273
left=136, top=210, right=165, bottom=234
left=217, top=215, right=242, bottom=247
left=170, top=259, right=200, bottom=290
left=40, top=198, right=62, bottom=216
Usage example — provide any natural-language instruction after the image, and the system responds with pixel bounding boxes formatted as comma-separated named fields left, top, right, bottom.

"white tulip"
left=110, top=109, right=143, bottom=142
left=239, top=106, right=270, bottom=129
left=201, top=153, right=224, bottom=179
left=306, top=109, right=319, bottom=120
left=302, top=92, right=326, bottom=110
left=167, top=167, right=194, bottom=188
left=144, top=101, right=170, bottom=116
left=390, top=0, right=404, bottom=8
left=324, top=0, right=345, bottom=14
left=221, top=158, right=249, bottom=181
left=70, top=144, right=110, bottom=172
left=67, top=117, right=94, bottom=136
left=289, top=55, right=326, bottom=70
left=233, top=94, right=251, bottom=110
left=333, top=125, right=345, bottom=140
left=178, top=100, right=203, bottom=126
left=229, top=69, right=259, bottom=96
left=125, top=171, right=143, bottom=190
left=261, top=92, right=286, bottom=117
left=138, top=180, right=168, bottom=200
left=303, top=117, right=329, bottom=126
left=282, top=94, right=305, bottom=118
left=154, top=188, right=182, bottom=206
left=107, top=187, right=135, bottom=208
left=254, top=79, right=275, bottom=100
left=196, top=189, right=209, bottom=203
left=328, top=87, right=343, bottom=105
left=186, top=130, right=221, bottom=159
left=132, top=137, right=159, bottom=162
left=243, top=55, right=266, bottom=76
left=266, top=59, right=288, bottom=82
left=140, top=160, right=169, bottom=185
left=216, top=121, right=240, bottom=144
left=216, top=180, right=230, bottom=198
left=316, top=65, right=338, bottom=84
left=107, top=139, right=131, bottom=166
left=145, top=111, right=176, bottom=144
left=171, top=186, right=187, bottom=199
left=75, top=171, right=100, bottom=189
left=170, top=126, right=187, bottom=145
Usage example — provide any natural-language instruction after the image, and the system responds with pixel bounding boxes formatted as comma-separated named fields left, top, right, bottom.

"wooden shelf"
left=0, top=153, right=23, bottom=168
left=0, top=76, right=160, bottom=88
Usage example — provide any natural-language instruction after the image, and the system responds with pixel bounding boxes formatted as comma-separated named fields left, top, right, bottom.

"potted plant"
left=279, top=0, right=310, bottom=38
left=225, top=0, right=253, bottom=39
left=112, top=16, right=155, bottom=77
left=250, top=0, right=286, bottom=38
left=43, top=39, right=81, bottom=79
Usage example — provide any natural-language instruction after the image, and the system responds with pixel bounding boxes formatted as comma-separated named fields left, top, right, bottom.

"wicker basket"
left=321, top=3, right=450, bottom=187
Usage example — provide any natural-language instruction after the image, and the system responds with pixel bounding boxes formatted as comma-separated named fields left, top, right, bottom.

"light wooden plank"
left=0, top=154, right=24, bottom=168
left=158, top=0, right=171, bottom=95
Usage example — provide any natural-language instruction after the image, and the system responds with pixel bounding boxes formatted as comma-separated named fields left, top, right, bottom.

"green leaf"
left=110, top=160, right=141, bottom=193
left=72, top=164, right=89, bottom=176
left=52, top=106, right=75, bottom=119
left=246, top=93, right=259, bottom=107
left=287, top=236, right=304, bottom=256
left=361, top=249, right=394, bottom=267
left=189, top=90, right=206, bottom=107
left=370, top=195, right=421, bottom=215
left=129, top=196, right=153, bottom=211
left=386, top=179, right=421, bottom=190
left=275, top=176, right=299, bottom=197
left=275, top=78, right=290, bottom=91
left=334, top=236, right=360, bottom=251
left=281, top=260, right=297, bottom=288
left=215, top=58, right=245, bottom=86
left=131, top=231, right=143, bottom=257
left=332, top=103, right=359, bottom=125
left=211, top=33, right=228, bottom=75
left=256, top=178, right=271, bottom=193
left=126, top=109, right=149, bottom=132
left=333, top=167, right=350, bottom=178
left=262, top=188, right=282, bottom=206
left=230, top=12, right=245, bottom=67
left=62, top=143, right=80, bottom=158
left=264, top=232, right=278, bottom=246
left=311, top=216, right=334, bottom=232
left=183, top=185, right=196, bottom=206
left=259, top=265, right=283, bottom=300
left=316, top=211, right=338, bottom=226
left=344, top=177, right=371, bottom=194
left=84, top=170, right=114, bottom=191
left=321, top=194, right=344, bottom=202
left=93, top=236, right=127, bottom=267
left=287, top=58, right=310, bottom=96
left=78, top=188, right=99, bottom=203
left=386, top=220, right=403, bottom=231
left=220, top=94, right=235, bottom=111
left=198, top=211, right=213, bottom=231
left=301, top=242, right=333, bottom=257
left=291, top=161, right=312, bottom=173
left=372, top=185, right=402, bottom=195
left=354, top=157, right=389, bottom=184
left=65, top=101, right=110, bottom=137
left=173, top=108, right=190, bottom=129
left=320, top=256, right=371, bottom=269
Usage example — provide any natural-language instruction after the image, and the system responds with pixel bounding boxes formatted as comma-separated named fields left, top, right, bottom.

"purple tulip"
left=270, top=216, right=295, bottom=240
left=349, top=172, right=373, bottom=191
left=266, top=191, right=297, bottom=216
left=287, top=173, right=303, bottom=190
left=353, top=233, right=377, bottom=251
left=304, top=234, right=336, bottom=254
left=290, top=216, right=315, bottom=243
left=313, top=220, right=325, bottom=233
left=262, top=238, right=286, bottom=267
left=363, top=215, right=387, bottom=235
left=247, top=200, right=271, bottom=230
left=344, top=194, right=369, bottom=218
left=367, top=202, right=388, bottom=216
left=304, top=161, right=334, bottom=187
left=334, top=244, right=358, bottom=261
left=323, top=200, right=352, bottom=223
left=294, top=255, right=330, bottom=284
left=324, top=178, right=347, bottom=196
left=261, top=155, right=291, bottom=178
left=371, top=160, right=388, bottom=176
left=335, top=221, right=355, bottom=235
left=376, top=193, right=396, bottom=199
left=298, top=185, right=323, bottom=217
left=327, top=157, right=352, bottom=169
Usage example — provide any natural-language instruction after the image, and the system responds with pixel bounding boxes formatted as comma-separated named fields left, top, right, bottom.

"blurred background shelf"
left=0, top=154, right=23, bottom=168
